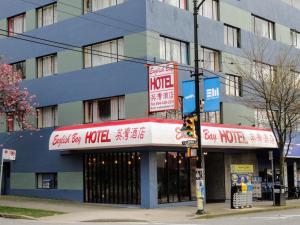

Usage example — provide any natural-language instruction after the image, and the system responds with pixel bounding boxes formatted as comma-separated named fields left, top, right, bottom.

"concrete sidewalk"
left=1, top=196, right=300, bottom=223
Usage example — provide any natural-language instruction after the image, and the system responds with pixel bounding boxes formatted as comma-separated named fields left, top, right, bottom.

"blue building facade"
left=1, top=0, right=300, bottom=208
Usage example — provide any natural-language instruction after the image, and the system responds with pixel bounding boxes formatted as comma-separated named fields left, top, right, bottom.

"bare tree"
left=231, top=39, right=300, bottom=205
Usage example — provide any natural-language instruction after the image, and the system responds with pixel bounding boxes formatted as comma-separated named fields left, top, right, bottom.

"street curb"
left=0, top=213, right=37, bottom=220
left=196, top=205, right=300, bottom=219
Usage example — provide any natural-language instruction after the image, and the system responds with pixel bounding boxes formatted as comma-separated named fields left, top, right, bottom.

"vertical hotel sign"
left=148, top=63, right=178, bottom=112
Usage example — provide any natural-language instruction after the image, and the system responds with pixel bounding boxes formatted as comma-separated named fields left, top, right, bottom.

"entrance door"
left=205, top=152, right=225, bottom=202
left=1, top=162, right=10, bottom=195
left=84, top=152, right=140, bottom=204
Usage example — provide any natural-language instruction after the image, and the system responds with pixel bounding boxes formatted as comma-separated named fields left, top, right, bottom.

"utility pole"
left=193, top=0, right=206, bottom=215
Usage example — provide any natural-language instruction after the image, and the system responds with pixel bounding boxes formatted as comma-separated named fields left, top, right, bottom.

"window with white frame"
left=199, top=47, right=220, bottom=72
left=37, top=106, right=58, bottom=128
left=254, top=108, right=270, bottom=128
left=11, top=61, right=26, bottom=79
left=291, top=29, right=300, bottom=49
left=252, top=15, right=275, bottom=40
left=202, top=111, right=221, bottom=123
left=84, top=38, right=124, bottom=68
left=84, top=96, right=125, bottom=123
left=199, top=0, right=218, bottom=20
left=7, top=13, right=26, bottom=36
left=36, top=173, right=57, bottom=189
left=158, top=0, right=187, bottom=9
left=160, top=36, right=188, bottom=64
left=225, top=74, right=242, bottom=97
left=83, top=0, right=124, bottom=13
left=224, top=24, right=240, bottom=48
left=252, top=62, right=275, bottom=81
left=37, top=54, right=57, bottom=78
left=37, top=3, right=57, bottom=28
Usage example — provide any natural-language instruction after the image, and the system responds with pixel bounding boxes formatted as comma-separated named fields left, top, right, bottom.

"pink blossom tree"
left=0, top=64, right=35, bottom=131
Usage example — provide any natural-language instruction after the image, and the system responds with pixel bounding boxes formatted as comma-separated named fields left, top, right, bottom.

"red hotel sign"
left=148, top=62, right=178, bottom=112
left=49, top=119, right=277, bottom=151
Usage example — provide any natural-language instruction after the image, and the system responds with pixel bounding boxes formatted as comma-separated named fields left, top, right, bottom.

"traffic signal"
left=182, top=116, right=197, bottom=138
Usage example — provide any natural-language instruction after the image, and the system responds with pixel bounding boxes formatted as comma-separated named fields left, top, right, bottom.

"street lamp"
left=193, top=0, right=206, bottom=215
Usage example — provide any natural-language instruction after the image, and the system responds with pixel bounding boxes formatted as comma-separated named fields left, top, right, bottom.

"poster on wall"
left=148, top=62, right=178, bottom=113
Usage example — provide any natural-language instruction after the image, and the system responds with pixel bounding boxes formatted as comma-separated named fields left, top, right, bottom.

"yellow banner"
left=231, top=164, right=254, bottom=174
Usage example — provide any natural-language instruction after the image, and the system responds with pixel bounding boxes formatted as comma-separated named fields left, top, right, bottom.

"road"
left=0, top=208, right=300, bottom=225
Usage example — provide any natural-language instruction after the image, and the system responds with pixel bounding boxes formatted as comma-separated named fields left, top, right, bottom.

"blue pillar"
left=140, top=151, right=157, bottom=208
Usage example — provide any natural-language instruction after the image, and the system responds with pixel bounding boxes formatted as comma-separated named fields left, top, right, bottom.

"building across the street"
left=0, top=0, right=300, bottom=208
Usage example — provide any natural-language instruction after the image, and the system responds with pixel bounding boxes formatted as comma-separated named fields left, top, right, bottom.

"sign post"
left=0, top=149, right=16, bottom=196
left=269, top=150, right=275, bottom=206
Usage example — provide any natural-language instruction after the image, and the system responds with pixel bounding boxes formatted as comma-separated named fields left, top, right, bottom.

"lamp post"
left=193, top=0, right=206, bottom=215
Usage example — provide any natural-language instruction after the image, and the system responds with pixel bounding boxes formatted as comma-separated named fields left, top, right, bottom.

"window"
left=11, top=61, right=26, bottom=79
left=84, top=38, right=124, bottom=68
left=252, top=15, right=275, bottom=40
left=285, top=0, right=300, bottom=10
left=36, top=173, right=57, bottom=189
left=291, top=29, right=300, bottom=49
left=224, top=24, right=240, bottom=48
left=252, top=62, right=275, bottom=81
left=84, top=96, right=125, bottom=123
left=7, top=13, right=26, bottom=36
left=202, top=111, right=221, bottom=123
left=37, top=54, right=57, bottom=78
left=199, top=0, right=218, bottom=20
left=160, top=36, right=188, bottom=64
left=158, top=0, right=187, bottom=9
left=254, top=108, right=269, bottom=128
left=37, top=106, right=58, bottom=128
left=199, top=47, right=220, bottom=72
left=225, top=74, right=242, bottom=97
left=83, top=0, right=124, bottom=13
left=37, top=3, right=57, bottom=28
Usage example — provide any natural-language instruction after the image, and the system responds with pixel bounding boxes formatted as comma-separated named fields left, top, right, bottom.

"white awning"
left=49, top=118, right=277, bottom=151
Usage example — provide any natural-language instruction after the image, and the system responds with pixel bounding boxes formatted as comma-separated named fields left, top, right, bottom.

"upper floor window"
left=160, top=36, right=188, bottom=64
left=252, top=15, right=275, bottom=40
left=37, top=105, right=58, bottom=128
left=202, top=111, right=221, bottom=123
left=11, top=61, right=26, bottom=79
left=8, top=13, right=26, bottom=36
left=199, top=47, right=220, bottom=72
left=37, top=54, right=57, bottom=78
left=224, top=24, right=240, bottom=48
left=254, top=108, right=273, bottom=128
left=84, top=38, right=124, bottom=68
left=84, top=96, right=125, bottom=123
left=37, top=3, right=57, bottom=28
left=225, top=74, right=242, bottom=97
left=291, top=29, right=300, bottom=49
left=158, top=0, right=187, bottom=10
left=83, top=0, right=124, bottom=13
left=252, top=62, right=275, bottom=81
left=199, top=0, right=218, bottom=20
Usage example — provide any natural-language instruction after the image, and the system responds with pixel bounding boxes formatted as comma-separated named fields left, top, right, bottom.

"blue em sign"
left=182, top=80, right=196, bottom=116
left=204, top=77, right=220, bottom=112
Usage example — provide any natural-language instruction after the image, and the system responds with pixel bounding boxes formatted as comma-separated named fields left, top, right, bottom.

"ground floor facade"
left=0, top=118, right=279, bottom=208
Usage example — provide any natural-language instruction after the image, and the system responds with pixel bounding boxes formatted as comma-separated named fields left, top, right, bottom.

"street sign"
left=2, top=149, right=16, bottom=161
left=182, top=140, right=198, bottom=146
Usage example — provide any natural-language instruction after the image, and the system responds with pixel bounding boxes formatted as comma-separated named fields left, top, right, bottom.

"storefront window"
left=85, top=152, right=140, bottom=204
left=157, top=151, right=196, bottom=204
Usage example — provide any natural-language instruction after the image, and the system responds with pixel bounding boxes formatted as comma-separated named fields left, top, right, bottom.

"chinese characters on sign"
left=148, top=63, right=178, bottom=112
